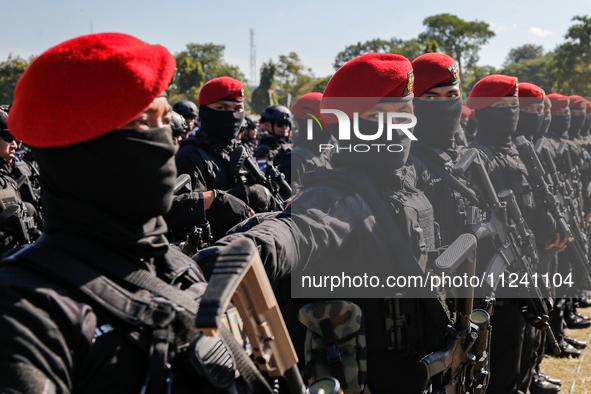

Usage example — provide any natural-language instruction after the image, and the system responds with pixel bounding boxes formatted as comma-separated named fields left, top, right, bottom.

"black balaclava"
left=475, top=103, right=520, bottom=147
left=332, top=99, right=413, bottom=180
left=568, top=114, right=586, bottom=139
left=198, top=105, right=245, bottom=144
left=548, top=112, right=571, bottom=139
left=581, top=115, right=591, bottom=137
left=534, top=113, right=552, bottom=141
left=33, top=127, right=177, bottom=259
left=515, top=110, right=544, bottom=141
left=413, top=96, right=463, bottom=151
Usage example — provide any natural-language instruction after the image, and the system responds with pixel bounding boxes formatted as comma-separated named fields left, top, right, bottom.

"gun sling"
left=2, top=234, right=273, bottom=394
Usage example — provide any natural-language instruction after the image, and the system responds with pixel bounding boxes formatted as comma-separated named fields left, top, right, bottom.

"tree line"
left=1, top=14, right=590, bottom=114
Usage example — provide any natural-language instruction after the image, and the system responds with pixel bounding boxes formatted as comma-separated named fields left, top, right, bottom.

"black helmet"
left=0, top=109, right=8, bottom=132
left=259, top=104, right=279, bottom=123
left=262, top=105, right=292, bottom=127
left=170, top=111, right=188, bottom=137
left=172, top=100, right=198, bottom=119
left=245, top=115, right=258, bottom=129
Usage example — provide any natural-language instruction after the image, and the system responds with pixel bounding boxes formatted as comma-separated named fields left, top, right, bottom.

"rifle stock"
left=195, top=238, right=305, bottom=394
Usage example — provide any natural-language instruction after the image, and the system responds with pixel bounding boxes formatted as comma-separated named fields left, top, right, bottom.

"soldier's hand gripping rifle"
left=419, top=233, right=492, bottom=394
left=452, top=148, right=561, bottom=355
left=195, top=238, right=308, bottom=394
left=232, top=145, right=292, bottom=208
left=517, top=136, right=591, bottom=289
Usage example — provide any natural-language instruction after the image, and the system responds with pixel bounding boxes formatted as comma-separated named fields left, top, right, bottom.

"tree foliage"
left=312, top=75, right=332, bottom=93
left=275, top=52, right=315, bottom=106
left=0, top=54, right=31, bottom=104
left=548, top=15, right=591, bottom=96
left=503, top=44, right=544, bottom=67
left=500, top=54, right=553, bottom=91
left=167, top=43, right=245, bottom=105
left=333, top=38, right=437, bottom=70
left=419, top=14, right=495, bottom=73
left=251, top=62, right=278, bottom=114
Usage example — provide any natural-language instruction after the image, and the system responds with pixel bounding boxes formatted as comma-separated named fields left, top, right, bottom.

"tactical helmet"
left=172, top=100, right=198, bottom=119
left=170, top=110, right=188, bottom=137
left=262, top=105, right=292, bottom=127
left=0, top=109, right=7, bottom=131
left=245, top=115, right=258, bottom=129
left=259, top=104, right=279, bottom=123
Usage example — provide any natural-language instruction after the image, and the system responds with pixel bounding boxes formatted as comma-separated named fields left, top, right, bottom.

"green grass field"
left=539, top=306, right=591, bottom=394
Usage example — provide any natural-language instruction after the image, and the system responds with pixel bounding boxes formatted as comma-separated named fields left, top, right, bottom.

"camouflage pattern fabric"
left=298, top=300, right=367, bottom=393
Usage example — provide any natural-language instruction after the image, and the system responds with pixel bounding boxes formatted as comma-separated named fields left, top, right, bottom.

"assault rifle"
left=517, top=136, right=591, bottom=290
left=419, top=233, right=492, bottom=394
left=233, top=145, right=292, bottom=208
left=195, top=238, right=339, bottom=394
left=452, top=148, right=561, bottom=355
left=555, top=142, right=586, bottom=230
left=168, top=174, right=213, bottom=256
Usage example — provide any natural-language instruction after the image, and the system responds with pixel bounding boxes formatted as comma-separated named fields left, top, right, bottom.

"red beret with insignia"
left=518, top=82, right=545, bottom=109
left=412, top=53, right=460, bottom=97
left=291, top=92, right=323, bottom=120
left=569, top=95, right=587, bottom=110
left=461, top=105, right=473, bottom=118
left=466, top=75, right=519, bottom=110
left=198, top=76, right=244, bottom=106
left=322, top=53, right=413, bottom=118
left=8, top=33, right=176, bottom=148
left=547, top=93, right=570, bottom=114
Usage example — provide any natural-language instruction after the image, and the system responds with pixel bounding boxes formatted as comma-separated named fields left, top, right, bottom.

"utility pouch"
left=298, top=300, right=366, bottom=393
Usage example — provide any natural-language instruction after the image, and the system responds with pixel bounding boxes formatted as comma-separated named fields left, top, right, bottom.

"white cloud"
left=529, top=27, right=554, bottom=37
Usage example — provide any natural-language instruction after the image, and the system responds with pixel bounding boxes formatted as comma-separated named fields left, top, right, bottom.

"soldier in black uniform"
left=175, top=77, right=274, bottom=238
left=197, top=53, right=469, bottom=393
left=0, top=110, right=40, bottom=251
left=407, top=53, right=471, bottom=247
left=172, top=99, right=198, bottom=138
left=274, top=92, right=335, bottom=192
left=253, top=105, right=292, bottom=168
left=467, top=75, right=564, bottom=393
left=0, top=33, right=209, bottom=393
left=240, top=114, right=259, bottom=154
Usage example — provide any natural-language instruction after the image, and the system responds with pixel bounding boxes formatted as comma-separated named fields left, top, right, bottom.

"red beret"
left=412, top=53, right=459, bottom=97
left=518, top=82, right=545, bottom=109
left=198, top=76, right=244, bottom=106
left=8, top=33, right=175, bottom=148
left=466, top=75, right=519, bottom=110
left=586, top=100, right=591, bottom=112
left=461, top=105, right=473, bottom=118
left=322, top=53, right=413, bottom=119
left=569, top=95, right=587, bottom=110
left=547, top=93, right=570, bottom=114
left=291, top=92, right=323, bottom=120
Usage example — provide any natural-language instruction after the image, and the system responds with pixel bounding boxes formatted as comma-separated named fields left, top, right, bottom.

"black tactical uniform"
left=253, top=105, right=292, bottom=167
left=470, top=100, right=556, bottom=393
left=208, top=164, right=448, bottom=393
left=0, top=33, right=211, bottom=394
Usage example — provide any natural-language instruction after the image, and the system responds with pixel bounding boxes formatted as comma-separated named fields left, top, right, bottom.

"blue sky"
left=2, top=0, right=589, bottom=84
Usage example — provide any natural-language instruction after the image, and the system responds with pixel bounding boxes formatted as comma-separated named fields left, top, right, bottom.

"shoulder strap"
left=2, top=235, right=273, bottom=394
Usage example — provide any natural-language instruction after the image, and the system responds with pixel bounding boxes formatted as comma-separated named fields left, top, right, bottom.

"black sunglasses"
left=1, top=133, right=18, bottom=143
